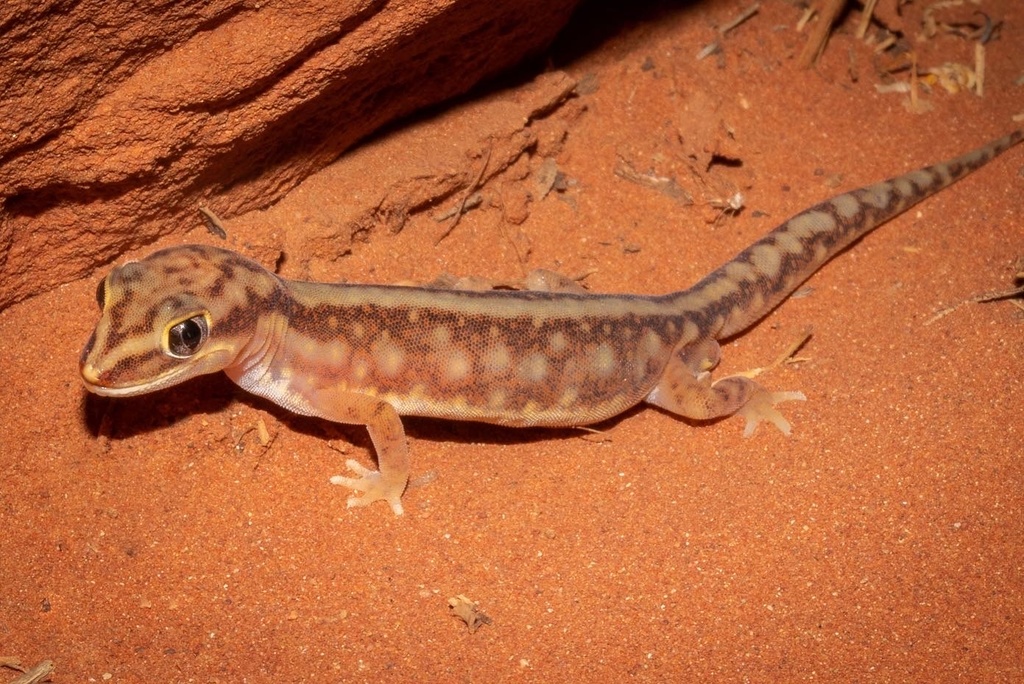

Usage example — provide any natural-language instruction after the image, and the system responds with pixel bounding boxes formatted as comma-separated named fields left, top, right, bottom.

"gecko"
left=80, top=130, right=1023, bottom=515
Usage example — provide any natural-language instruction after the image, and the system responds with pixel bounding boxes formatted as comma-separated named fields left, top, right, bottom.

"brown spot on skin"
left=432, top=327, right=451, bottom=347
left=483, top=343, right=511, bottom=373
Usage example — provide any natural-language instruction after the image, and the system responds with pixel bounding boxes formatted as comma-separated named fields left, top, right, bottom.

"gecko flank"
left=81, top=131, right=1023, bottom=515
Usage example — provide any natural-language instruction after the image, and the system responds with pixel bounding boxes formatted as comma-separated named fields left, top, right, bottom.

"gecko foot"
left=738, top=390, right=807, bottom=437
left=330, top=459, right=406, bottom=516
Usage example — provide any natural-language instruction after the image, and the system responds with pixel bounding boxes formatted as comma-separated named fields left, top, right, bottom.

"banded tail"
left=675, top=130, right=1023, bottom=339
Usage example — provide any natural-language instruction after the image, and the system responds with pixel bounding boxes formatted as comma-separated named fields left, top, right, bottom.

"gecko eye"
left=95, top=279, right=106, bottom=309
left=166, top=315, right=209, bottom=358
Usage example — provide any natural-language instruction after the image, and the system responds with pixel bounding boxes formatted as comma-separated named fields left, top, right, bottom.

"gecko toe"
left=331, top=459, right=406, bottom=515
left=740, top=390, right=806, bottom=437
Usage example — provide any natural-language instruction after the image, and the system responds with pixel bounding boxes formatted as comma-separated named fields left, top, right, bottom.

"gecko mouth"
left=80, top=363, right=188, bottom=397
left=80, top=348, right=233, bottom=398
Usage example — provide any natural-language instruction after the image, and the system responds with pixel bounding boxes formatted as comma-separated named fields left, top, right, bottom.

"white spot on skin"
left=774, top=230, right=805, bottom=255
left=749, top=244, right=782, bottom=280
left=813, top=242, right=828, bottom=262
left=352, top=359, right=369, bottom=382
left=905, top=169, right=935, bottom=193
left=642, top=330, right=663, bottom=359
left=857, top=183, right=892, bottom=209
left=690, top=277, right=739, bottom=305
left=632, top=331, right=665, bottom=382
left=725, top=260, right=755, bottom=283
left=894, top=177, right=915, bottom=198
left=488, top=388, right=506, bottom=409
left=372, top=336, right=405, bottom=377
left=681, top=320, right=701, bottom=345
left=786, top=211, right=835, bottom=239
left=558, top=388, right=578, bottom=407
left=445, top=350, right=471, bottom=382
left=447, top=395, right=469, bottom=411
left=749, top=291, right=765, bottom=314
left=520, top=353, right=549, bottom=382
left=301, top=338, right=319, bottom=358
left=593, top=343, right=616, bottom=377
left=326, top=341, right=350, bottom=366
left=932, top=165, right=952, bottom=186
left=549, top=331, right=568, bottom=354
left=830, top=193, right=861, bottom=221
left=351, top=322, right=365, bottom=339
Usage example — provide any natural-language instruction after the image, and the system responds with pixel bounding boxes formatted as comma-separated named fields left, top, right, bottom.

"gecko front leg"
left=305, top=389, right=411, bottom=515
left=645, top=338, right=806, bottom=436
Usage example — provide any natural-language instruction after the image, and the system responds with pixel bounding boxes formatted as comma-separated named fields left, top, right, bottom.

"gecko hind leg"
left=645, top=338, right=806, bottom=436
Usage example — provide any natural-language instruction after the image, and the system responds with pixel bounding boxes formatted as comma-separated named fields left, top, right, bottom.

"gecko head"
left=80, top=244, right=283, bottom=397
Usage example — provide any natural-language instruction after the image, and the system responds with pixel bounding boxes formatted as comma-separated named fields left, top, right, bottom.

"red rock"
left=0, top=0, right=581, bottom=309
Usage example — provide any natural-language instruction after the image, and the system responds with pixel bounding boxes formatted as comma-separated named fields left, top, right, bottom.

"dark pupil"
left=169, top=317, right=205, bottom=356
left=95, top=279, right=106, bottom=309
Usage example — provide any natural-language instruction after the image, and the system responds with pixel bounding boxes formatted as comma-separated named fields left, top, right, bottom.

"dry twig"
left=798, top=0, right=848, bottom=69
left=435, top=145, right=493, bottom=245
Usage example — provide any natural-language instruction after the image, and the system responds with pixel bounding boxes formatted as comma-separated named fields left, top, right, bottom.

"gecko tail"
left=670, top=130, right=1024, bottom=339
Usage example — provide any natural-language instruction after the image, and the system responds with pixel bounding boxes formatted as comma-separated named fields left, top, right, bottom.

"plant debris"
left=798, top=0, right=847, bottom=69
left=448, top=595, right=492, bottom=633
left=696, top=3, right=760, bottom=60
left=198, top=205, right=228, bottom=239
left=1, top=658, right=55, bottom=684
left=735, top=328, right=815, bottom=379
left=614, top=157, right=692, bottom=204
left=435, top=144, right=494, bottom=245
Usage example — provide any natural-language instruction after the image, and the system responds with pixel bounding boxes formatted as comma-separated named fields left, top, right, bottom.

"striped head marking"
left=80, top=244, right=283, bottom=397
